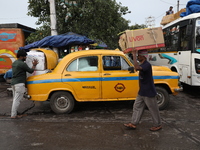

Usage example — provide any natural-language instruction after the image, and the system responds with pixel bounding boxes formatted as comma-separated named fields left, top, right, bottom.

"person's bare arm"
left=32, top=59, right=39, bottom=69
left=132, top=50, right=142, bottom=71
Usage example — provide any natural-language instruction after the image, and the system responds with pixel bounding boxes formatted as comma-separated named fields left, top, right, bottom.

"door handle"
left=104, top=73, right=111, bottom=75
left=65, top=74, right=71, bottom=76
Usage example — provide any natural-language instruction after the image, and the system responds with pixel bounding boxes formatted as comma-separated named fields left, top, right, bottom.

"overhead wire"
left=160, top=0, right=174, bottom=5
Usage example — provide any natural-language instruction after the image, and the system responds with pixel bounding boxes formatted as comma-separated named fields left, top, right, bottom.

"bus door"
left=178, top=23, right=192, bottom=84
left=178, top=51, right=191, bottom=84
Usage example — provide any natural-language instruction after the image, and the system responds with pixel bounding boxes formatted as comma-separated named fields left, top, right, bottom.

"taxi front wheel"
left=50, top=91, right=75, bottom=114
left=155, top=86, right=170, bottom=110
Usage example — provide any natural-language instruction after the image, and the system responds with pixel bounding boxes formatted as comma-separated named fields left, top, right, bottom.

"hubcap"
left=156, top=93, right=164, bottom=104
left=56, top=96, right=69, bottom=108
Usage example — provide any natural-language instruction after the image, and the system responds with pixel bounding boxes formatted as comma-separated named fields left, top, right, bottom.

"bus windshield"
left=196, top=18, right=200, bottom=49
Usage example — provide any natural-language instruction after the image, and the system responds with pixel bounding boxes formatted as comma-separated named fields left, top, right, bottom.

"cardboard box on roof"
left=174, top=8, right=186, bottom=20
left=160, top=8, right=186, bottom=25
left=119, top=27, right=165, bottom=53
left=160, top=14, right=175, bottom=25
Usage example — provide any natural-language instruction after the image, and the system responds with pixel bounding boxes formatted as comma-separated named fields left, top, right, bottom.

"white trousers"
left=11, top=83, right=26, bottom=117
left=131, top=95, right=161, bottom=127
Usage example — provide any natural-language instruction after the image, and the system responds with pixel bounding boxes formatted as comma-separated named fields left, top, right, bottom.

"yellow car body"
left=26, top=49, right=181, bottom=114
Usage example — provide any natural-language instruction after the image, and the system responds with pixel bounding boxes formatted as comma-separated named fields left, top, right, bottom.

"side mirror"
left=128, top=66, right=134, bottom=73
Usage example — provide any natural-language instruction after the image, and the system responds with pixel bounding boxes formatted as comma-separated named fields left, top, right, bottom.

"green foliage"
left=129, top=24, right=147, bottom=30
left=26, top=24, right=51, bottom=44
left=26, top=0, right=131, bottom=49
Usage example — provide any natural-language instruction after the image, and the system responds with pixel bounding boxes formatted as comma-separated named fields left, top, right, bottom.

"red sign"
left=114, top=83, right=125, bottom=93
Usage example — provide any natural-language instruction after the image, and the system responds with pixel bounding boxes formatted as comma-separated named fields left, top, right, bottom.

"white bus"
left=148, top=13, right=200, bottom=87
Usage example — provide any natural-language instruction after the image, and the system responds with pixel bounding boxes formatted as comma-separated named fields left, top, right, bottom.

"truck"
left=0, top=23, right=35, bottom=81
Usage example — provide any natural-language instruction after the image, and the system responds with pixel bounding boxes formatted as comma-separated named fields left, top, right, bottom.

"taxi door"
left=61, top=56, right=100, bottom=100
left=101, top=55, right=139, bottom=100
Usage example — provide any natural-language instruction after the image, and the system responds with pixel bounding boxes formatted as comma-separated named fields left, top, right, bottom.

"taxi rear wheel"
left=155, top=86, right=169, bottom=110
left=50, top=91, right=75, bottom=114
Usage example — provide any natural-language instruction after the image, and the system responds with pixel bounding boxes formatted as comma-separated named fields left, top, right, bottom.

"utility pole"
left=48, top=0, right=58, bottom=54
left=177, top=0, right=180, bottom=12
left=49, top=0, right=58, bottom=36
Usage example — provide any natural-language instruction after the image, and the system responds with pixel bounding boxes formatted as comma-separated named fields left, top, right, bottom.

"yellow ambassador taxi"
left=26, top=49, right=182, bottom=114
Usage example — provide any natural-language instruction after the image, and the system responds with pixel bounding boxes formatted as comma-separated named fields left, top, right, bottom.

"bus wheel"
left=155, top=86, right=170, bottom=110
left=50, top=91, right=75, bottom=114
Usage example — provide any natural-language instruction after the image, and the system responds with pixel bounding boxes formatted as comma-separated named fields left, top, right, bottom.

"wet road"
left=0, top=84, right=200, bottom=150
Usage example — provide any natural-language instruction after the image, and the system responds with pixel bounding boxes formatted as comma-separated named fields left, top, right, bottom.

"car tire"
left=50, top=91, right=75, bottom=114
left=155, top=86, right=170, bottom=110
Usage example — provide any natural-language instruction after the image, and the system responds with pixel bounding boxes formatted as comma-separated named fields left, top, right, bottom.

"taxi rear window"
left=67, top=56, right=98, bottom=72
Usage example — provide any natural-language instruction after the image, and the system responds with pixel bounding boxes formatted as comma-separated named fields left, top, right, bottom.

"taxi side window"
left=67, top=56, right=98, bottom=72
left=103, top=56, right=130, bottom=71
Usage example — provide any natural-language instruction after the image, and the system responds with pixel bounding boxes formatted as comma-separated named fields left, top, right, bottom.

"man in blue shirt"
left=124, top=49, right=162, bottom=131
left=11, top=50, right=38, bottom=119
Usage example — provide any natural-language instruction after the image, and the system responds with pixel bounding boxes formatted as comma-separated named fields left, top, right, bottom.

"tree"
left=27, top=0, right=130, bottom=49
left=129, top=24, right=147, bottom=30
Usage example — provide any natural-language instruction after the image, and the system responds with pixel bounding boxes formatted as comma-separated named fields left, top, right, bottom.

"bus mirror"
left=128, top=66, right=134, bottom=73
left=186, top=25, right=192, bottom=36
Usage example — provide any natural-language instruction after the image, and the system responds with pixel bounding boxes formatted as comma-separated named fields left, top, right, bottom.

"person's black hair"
left=17, top=50, right=27, bottom=58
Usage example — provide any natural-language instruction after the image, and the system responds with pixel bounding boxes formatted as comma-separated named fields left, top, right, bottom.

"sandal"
left=124, top=123, right=136, bottom=129
left=11, top=115, right=23, bottom=119
left=149, top=126, right=162, bottom=131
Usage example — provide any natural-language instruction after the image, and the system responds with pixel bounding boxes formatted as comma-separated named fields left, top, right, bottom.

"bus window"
left=163, top=25, right=179, bottom=52
left=171, top=25, right=179, bottom=50
left=180, top=26, right=189, bottom=51
left=163, top=28, right=171, bottom=51
left=196, top=26, right=200, bottom=48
